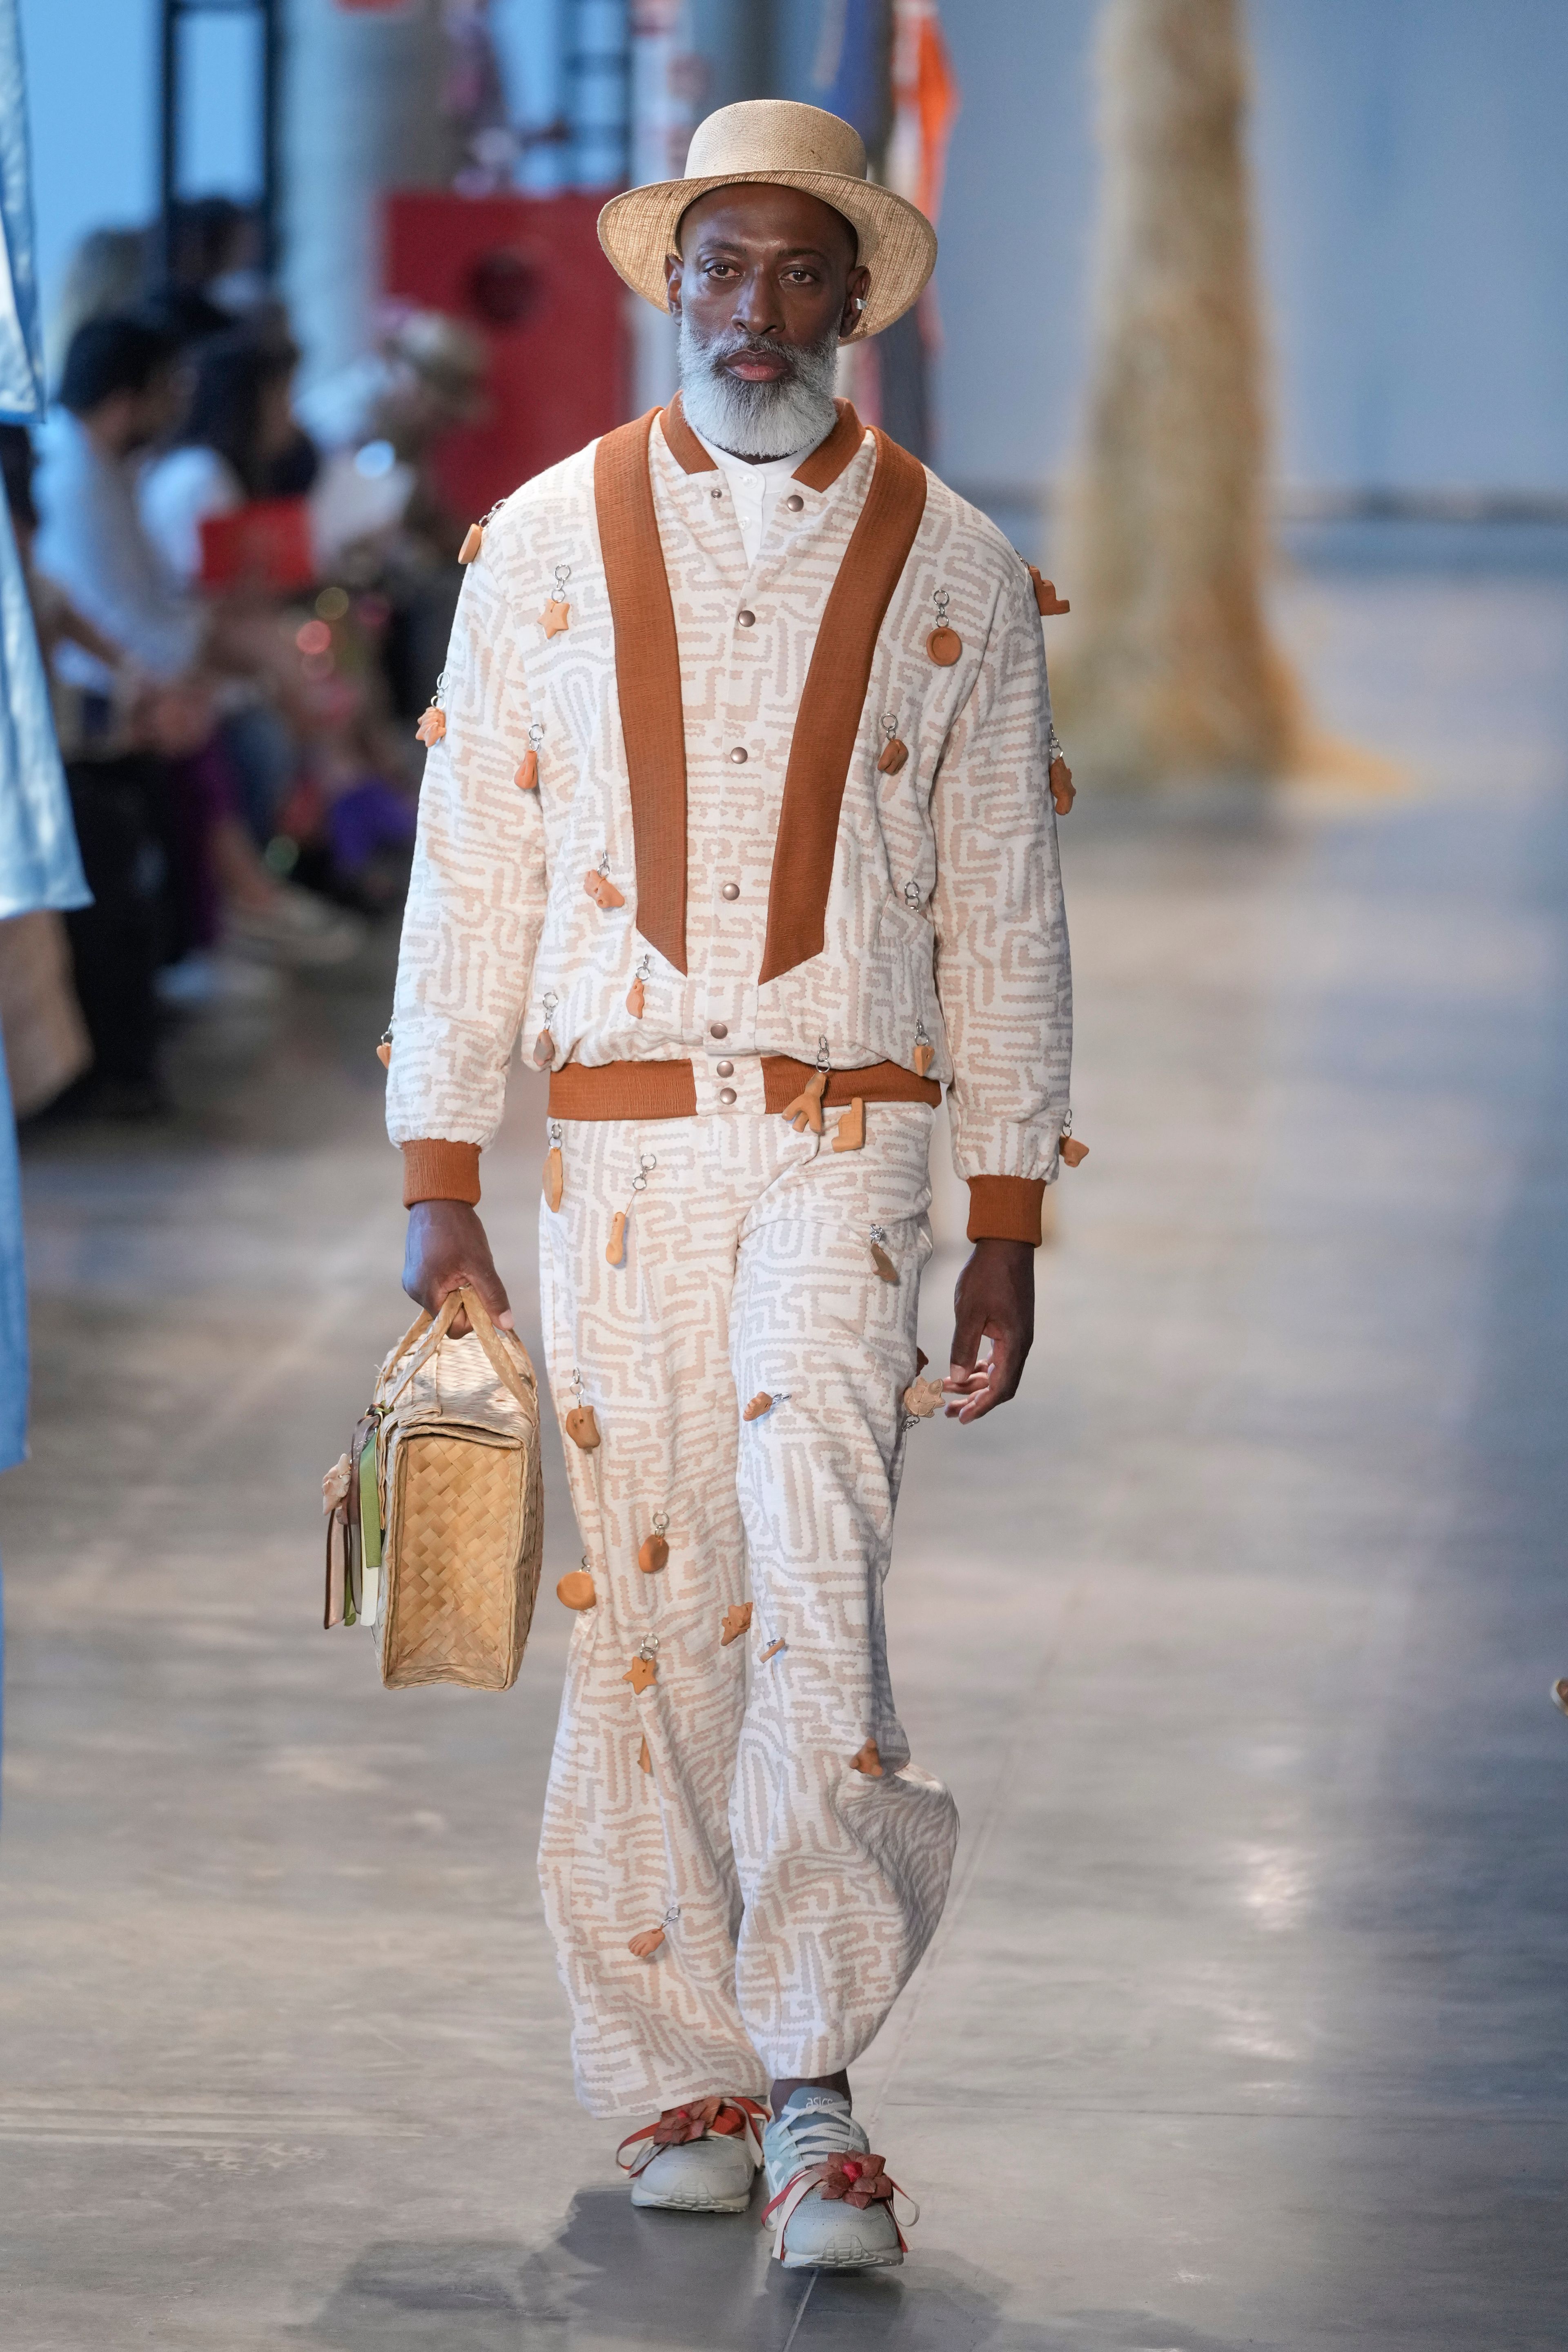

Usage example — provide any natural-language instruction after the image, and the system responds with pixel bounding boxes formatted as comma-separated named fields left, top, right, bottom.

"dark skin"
left=405, top=178, right=1036, bottom=2123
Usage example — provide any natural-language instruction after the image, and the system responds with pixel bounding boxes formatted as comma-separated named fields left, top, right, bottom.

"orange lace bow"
left=616, top=2095, right=768, bottom=2176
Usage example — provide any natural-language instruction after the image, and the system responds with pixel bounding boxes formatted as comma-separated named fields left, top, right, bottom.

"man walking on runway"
left=388, top=99, right=1073, bottom=2268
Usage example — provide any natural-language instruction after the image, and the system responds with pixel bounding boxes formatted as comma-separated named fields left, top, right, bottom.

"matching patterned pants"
left=536, top=1102, right=960, bottom=2118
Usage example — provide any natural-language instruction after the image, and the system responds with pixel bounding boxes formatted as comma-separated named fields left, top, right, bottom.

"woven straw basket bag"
left=324, top=1287, right=543, bottom=1690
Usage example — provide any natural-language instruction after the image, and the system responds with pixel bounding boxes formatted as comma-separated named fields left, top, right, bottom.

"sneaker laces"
left=616, top=2094, right=768, bottom=2177
left=763, top=2102, right=919, bottom=2259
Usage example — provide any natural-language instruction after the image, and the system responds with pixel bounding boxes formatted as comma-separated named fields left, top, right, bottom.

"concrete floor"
left=3, top=558, right=1568, bottom=2349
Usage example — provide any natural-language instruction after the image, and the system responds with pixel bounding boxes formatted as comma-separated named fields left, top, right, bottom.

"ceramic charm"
left=927, top=588, right=962, bottom=666
left=902, top=1375, right=944, bottom=1418
left=783, top=1069, right=828, bottom=1134
left=869, top=1225, right=898, bottom=1283
left=584, top=855, right=626, bottom=910
left=539, top=564, right=572, bottom=637
left=876, top=714, right=908, bottom=775
left=851, top=1739, right=884, bottom=1777
left=743, top=1393, right=773, bottom=1422
left=912, top=1019, right=934, bottom=1078
left=638, top=1513, right=670, bottom=1575
left=544, top=1120, right=564, bottom=1212
left=626, top=953, right=650, bottom=1018
left=623, top=1634, right=660, bottom=1694
left=760, top=1638, right=786, bottom=1663
left=515, top=720, right=543, bottom=791
left=832, top=1097, right=865, bottom=1153
left=557, top=1566, right=597, bottom=1610
left=565, top=1406, right=601, bottom=1450
left=376, top=1026, right=392, bottom=1069
left=628, top=1926, right=665, bottom=1958
left=533, top=990, right=558, bottom=1068
left=720, top=1601, right=753, bottom=1646
left=1027, top=564, right=1070, bottom=616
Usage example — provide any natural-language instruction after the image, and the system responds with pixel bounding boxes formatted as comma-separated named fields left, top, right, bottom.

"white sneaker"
left=760, top=2090, right=915, bottom=2269
left=227, top=885, right=366, bottom=968
left=617, top=2096, right=768, bottom=2214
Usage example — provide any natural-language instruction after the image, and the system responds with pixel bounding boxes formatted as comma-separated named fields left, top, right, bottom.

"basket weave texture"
left=383, top=1427, right=541, bottom=1689
left=368, top=1288, right=545, bottom=1692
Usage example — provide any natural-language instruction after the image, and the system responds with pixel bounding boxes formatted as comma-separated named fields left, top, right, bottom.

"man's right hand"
left=402, top=1200, right=513, bottom=1336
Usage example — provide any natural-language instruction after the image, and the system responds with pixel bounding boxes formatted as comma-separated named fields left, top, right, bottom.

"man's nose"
left=731, top=265, right=780, bottom=339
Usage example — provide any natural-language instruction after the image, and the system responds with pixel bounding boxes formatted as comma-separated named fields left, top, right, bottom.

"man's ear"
left=837, top=262, right=872, bottom=341
left=664, top=252, right=683, bottom=319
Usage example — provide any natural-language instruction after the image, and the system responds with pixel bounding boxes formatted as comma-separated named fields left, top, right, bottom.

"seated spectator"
left=31, top=314, right=361, bottom=1100
left=140, top=327, right=304, bottom=584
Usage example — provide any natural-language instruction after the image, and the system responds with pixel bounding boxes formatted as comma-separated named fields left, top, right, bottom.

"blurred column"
left=1060, top=0, right=1300, bottom=786
left=283, top=0, right=454, bottom=384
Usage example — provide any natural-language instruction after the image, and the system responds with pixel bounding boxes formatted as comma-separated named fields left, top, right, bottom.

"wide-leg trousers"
left=536, top=1100, right=960, bottom=2119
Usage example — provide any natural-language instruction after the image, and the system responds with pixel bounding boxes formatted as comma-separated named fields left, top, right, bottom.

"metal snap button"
left=728, top=746, right=748, bottom=764
left=737, top=609, right=755, bottom=628
left=784, top=493, right=804, bottom=512
left=715, top=1060, right=734, bottom=1077
left=709, top=1022, right=728, bottom=1040
left=721, top=881, right=739, bottom=900
left=710, top=486, right=723, bottom=499
left=718, top=1087, right=737, bottom=1105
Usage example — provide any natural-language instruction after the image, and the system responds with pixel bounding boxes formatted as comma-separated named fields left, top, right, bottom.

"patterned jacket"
left=388, top=398, right=1072, bottom=1243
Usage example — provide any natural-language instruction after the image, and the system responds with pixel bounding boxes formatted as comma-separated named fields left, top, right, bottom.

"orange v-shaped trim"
left=593, top=405, right=923, bottom=988
left=759, top=430, right=927, bottom=982
left=594, top=410, right=689, bottom=973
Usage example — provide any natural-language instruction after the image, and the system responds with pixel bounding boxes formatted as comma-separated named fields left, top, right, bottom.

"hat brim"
left=597, top=172, right=936, bottom=341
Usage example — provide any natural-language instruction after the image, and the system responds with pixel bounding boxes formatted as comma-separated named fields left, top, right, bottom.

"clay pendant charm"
left=927, top=588, right=961, bottom=666
left=516, top=749, right=539, bottom=791
left=1049, top=755, right=1075, bottom=816
left=544, top=1144, right=564, bottom=1213
left=584, top=864, right=626, bottom=910
left=742, top=1392, right=773, bottom=1422
left=414, top=704, right=446, bottom=746
left=851, top=1739, right=884, bottom=1777
left=832, top=1096, right=865, bottom=1154
left=539, top=562, right=572, bottom=638
left=606, top=1209, right=628, bottom=1268
left=869, top=1227, right=898, bottom=1283
left=637, top=1735, right=653, bottom=1775
left=459, top=520, right=484, bottom=564
left=1060, top=1135, right=1089, bottom=1168
left=534, top=1030, right=555, bottom=1067
left=903, top=1375, right=943, bottom=1418
left=565, top=1405, right=601, bottom=1451
left=720, top=1601, right=753, bottom=1646
left=912, top=1042, right=934, bottom=1077
left=376, top=1027, right=392, bottom=1069
left=628, top=1926, right=665, bottom=1959
left=760, top=1639, right=786, bottom=1663
left=1027, top=564, right=1070, bottom=615
left=626, top=976, right=644, bottom=1017
left=876, top=715, right=908, bottom=775
left=638, top=1514, right=669, bottom=1575
left=783, top=1068, right=828, bottom=1134
left=624, top=1636, right=659, bottom=1695
left=556, top=1568, right=596, bottom=1610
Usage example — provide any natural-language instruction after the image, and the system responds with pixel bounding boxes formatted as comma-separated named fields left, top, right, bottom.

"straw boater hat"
left=597, top=100, right=937, bottom=342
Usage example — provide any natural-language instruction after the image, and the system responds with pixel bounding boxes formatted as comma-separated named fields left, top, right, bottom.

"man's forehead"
left=677, top=185, right=857, bottom=263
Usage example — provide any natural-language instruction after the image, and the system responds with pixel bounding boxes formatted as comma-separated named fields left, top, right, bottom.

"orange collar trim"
left=657, top=394, right=867, bottom=494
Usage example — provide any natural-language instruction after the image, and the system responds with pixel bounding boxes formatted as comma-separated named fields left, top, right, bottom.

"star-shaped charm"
left=539, top=597, right=570, bottom=638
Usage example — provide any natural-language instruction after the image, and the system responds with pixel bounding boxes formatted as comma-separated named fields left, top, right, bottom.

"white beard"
left=676, top=312, right=840, bottom=459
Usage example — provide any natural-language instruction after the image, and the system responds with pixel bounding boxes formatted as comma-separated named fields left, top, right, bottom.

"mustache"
left=693, top=330, right=802, bottom=376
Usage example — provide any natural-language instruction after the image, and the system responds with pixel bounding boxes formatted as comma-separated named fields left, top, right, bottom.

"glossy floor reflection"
left=3, top=554, right=1568, bottom=2349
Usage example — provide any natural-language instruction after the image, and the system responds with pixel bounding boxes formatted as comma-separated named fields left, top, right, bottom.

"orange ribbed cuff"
left=966, top=1176, right=1047, bottom=1245
left=401, top=1139, right=481, bottom=1208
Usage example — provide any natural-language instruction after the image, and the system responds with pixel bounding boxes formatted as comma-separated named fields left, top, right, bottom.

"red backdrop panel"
left=382, top=191, right=631, bottom=519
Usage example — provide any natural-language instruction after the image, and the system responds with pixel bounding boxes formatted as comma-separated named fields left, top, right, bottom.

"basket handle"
left=455, top=1286, right=537, bottom=1415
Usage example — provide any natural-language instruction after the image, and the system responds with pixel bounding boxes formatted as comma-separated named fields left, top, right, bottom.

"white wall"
left=930, top=0, right=1568, bottom=498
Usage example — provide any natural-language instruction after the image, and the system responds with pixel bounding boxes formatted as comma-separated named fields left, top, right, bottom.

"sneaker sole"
left=629, top=2186, right=751, bottom=2213
left=777, top=2243, right=904, bottom=2270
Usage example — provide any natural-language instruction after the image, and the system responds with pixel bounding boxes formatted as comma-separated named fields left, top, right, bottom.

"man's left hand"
left=945, top=1238, right=1035, bottom=1423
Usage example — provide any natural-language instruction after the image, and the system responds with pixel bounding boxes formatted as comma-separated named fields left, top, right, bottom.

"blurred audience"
left=11, top=207, right=482, bottom=1118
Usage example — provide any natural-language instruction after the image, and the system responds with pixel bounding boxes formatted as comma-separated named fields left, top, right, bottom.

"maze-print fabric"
left=386, top=413, right=1071, bottom=1189
left=537, top=1103, right=959, bottom=2117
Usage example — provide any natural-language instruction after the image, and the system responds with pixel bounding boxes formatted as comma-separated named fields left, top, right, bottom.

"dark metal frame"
left=159, top=0, right=284, bottom=281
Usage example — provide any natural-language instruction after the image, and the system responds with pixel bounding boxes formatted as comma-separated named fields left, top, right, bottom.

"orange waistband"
left=546, top=1057, right=941, bottom=1123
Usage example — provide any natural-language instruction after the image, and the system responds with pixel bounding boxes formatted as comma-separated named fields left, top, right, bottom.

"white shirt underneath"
left=689, top=422, right=828, bottom=568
